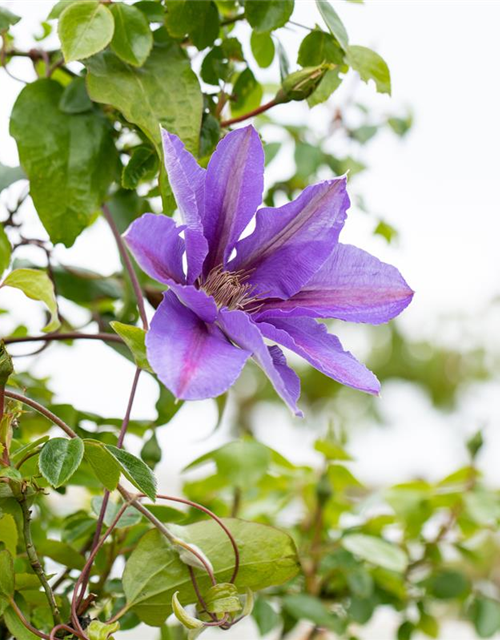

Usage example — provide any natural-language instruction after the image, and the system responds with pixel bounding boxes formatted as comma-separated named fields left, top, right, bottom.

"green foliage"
left=38, top=437, right=84, bottom=487
left=250, top=31, right=275, bottom=69
left=58, top=1, right=114, bottom=62
left=0, top=6, right=20, bottom=31
left=316, top=0, right=349, bottom=51
left=245, top=0, right=294, bottom=33
left=110, top=3, right=153, bottom=67
left=123, top=519, right=300, bottom=624
left=10, top=79, right=117, bottom=246
left=106, top=444, right=157, bottom=501
left=86, top=47, right=202, bottom=155
left=110, top=321, right=153, bottom=372
left=347, top=44, right=392, bottom=94
left=2, top=268, right=60, bottom=331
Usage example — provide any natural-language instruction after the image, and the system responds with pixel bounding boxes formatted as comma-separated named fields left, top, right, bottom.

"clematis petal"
left=167, top=282, right=218, bottom=323
left=123, top=213, right=185, bottom=285
left=231, top=177, right=349, bottom=299
left=218, top=309, right=303, bottom=416
left=256, top=244, right=414, bottom=324
left=161, top=129, right=208, bottom=283
left=203, top=126, right=264, bottom=272
left=147, top=292, right=250, bottom=400
left=258, top=317, right=380, bottom=395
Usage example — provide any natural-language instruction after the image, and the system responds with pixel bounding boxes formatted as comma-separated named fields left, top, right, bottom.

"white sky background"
left=1, top=3, right=500, bottom=637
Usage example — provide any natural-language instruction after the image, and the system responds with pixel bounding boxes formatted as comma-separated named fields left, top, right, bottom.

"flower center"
left=201, top=266, right=261, bottom=311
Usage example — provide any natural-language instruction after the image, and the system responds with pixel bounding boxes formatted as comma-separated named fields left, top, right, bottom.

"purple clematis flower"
left=124, top=125, right=413, bottom=416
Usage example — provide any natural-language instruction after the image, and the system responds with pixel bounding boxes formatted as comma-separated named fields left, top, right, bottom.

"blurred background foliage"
left=0, top=1, right=499, bottom=639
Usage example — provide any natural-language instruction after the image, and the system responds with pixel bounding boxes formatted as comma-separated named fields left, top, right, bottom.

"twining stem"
left=4, top=332, right=124, bottom=346
left=4, top=390, right=77, bottom=438
left=101, top=204, right=148, bottom=330
left=220, top=97, right=281, bottom=128
left=15, top=489, right=62, bottom=626
left=7, top=597, right=50, bottom=639
left=75, top=367, right=142, bottom=610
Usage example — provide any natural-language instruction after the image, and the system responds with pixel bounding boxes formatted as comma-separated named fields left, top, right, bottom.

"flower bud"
left=205, top=582, right=241, bottom=615
left=278, top=64, right=334, bottom=102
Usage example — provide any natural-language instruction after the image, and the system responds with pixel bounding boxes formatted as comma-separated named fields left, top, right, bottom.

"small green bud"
left=0, top=342, right=13, bottom=387
left=87, top=620, right=120, bottom=640
left=205, top=582, right=241, bottom=614
left=278, top=64, right=333, bottom=102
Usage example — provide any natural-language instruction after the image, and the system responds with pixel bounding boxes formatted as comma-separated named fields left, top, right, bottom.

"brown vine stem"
left=4, top=390, right=77, bottom=438
left=75, top=367, right=142, bottom=612
left=4, top=332, right=124, bottom=346
left=7, top=596, right=50, bottom=640
left=220, top=97, right=282, bottom=128
left=101, top=203, right=149, bottom=330
left=15, top=487, right=62, bottom=627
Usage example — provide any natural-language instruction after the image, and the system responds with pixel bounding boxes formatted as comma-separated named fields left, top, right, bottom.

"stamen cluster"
left=201, top=266, right=261, bottom=311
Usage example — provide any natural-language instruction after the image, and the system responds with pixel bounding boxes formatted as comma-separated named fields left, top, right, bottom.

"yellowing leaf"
left=3, top=268, right=60, bottom=332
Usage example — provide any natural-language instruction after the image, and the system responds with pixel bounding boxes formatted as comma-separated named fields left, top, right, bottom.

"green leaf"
left=425, top=569, right=470, bottom=600
left=86, top=47, right=203, bottom=156
left=186, top=440, right=271, bottom=488
left=59, top=0, right=114, bottom=63
left=91, top=496, right=142, bottom=529
left=199, top=114, right=221, bottom=158
left=250, top=31, right=275, bottom=68
left=0, top=163, right=25, bottom=193
left=374, top=220, right=398, bottom=244
left=298, top=30, right=344, bottom=66
left=230, top=68, right=263, bottom=118
left=0, top=550, right=14, bottom=598
left=166, top=0, right=211, bottom=38
left=123, top=518, right=300, bottom=625
left=252, top=597, right=280, bottom=636
left=106, top=444, right=157, bottom=501
left=283, top=594, right=345, bottom=634
left=122, top=146, right=159, bottom=190
left=346, top=45, right=391, bottom=95
left=0, top=7, right=20, bottom=31
left=39, top=437, right=84, bottom=487
left=4, top=607, right=39, bottom=640
left=58, top=76, right=93, bottom=114
left=48, top=0, right=80, bottom=20
left=0, top=467, right=22, bottom=482
left=83, top=440, right=121, bottom=491
left=0, top=225, right=11, bottom=277
left=3, top=268, right=60, bottom=332
left=141, top=431, right=162, bottom=469
left=264, top=141, right=281, bottom=166
left=37, top=538, right=85, bottom=570
left=316, top=0, right=349, bottom=52
left=87, top=620, right=120, bottom=640
left=245, top=0, right=294, bottom=33
left=342, top=534, right=408, bottom=573
left=110, top=3, right=153, bottom=67
left=134, top=2, right=165, bottom=23
left=471, top=598, right=500, bottom=638
left=190, top=1, right=219, bottom=50
left=156, top=385, right=183, bottom=426
left=110, top=321, right=153, bottom=372
left=201, top=46, right=230, bottom=86
left=11, top=436, right=49, bottom=464
left=10, top=79, right=118, bottom=247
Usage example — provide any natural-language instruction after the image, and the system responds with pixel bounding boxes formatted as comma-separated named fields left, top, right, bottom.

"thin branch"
left=101, top=204, right=148, bottom=330
left=76, top=368, right=142, bottom=608
left=7, top=597, right=50, bottom=640
left=16, top=488, right=62, bottom=626
left=4, top=332, right=123, bottom=346
left=4, top=390, right=77, bottom=438
left=220, top=13, right=245, bottom=27
left=220, top=98, right=281, bottom=128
